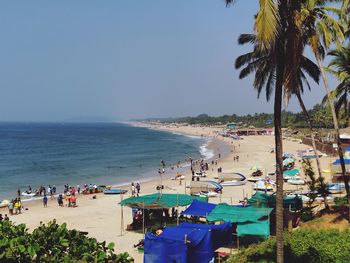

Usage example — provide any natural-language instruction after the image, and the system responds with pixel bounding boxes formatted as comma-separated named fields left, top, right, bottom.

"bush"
left=228, top=229, right=350, bottom=263
left=0, top=220, right=133, bottom=262
left=334, top=196, right=348, bottom=206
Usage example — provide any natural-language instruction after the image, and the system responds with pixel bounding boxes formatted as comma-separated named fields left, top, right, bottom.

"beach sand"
left=1, top=123, right=336, bottom=262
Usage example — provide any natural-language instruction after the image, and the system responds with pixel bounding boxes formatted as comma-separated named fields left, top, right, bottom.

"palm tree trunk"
left=316, top=55, right=350, bottom=213
left=274, top=76, right=284, bottom=263
left=295, top=91, right=328, bottom=209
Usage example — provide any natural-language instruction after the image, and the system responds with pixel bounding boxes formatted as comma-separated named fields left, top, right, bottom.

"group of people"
left=7, top=198, right=23, bottom=215
left=131, top=182, right=141, bottom=196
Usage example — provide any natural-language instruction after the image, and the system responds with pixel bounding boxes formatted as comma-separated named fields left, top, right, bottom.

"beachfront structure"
left=236, top=128, right=273, bottom=136
left=226, top=122, right=237, bottom=129
left=119, top=193, right=207, bottom=234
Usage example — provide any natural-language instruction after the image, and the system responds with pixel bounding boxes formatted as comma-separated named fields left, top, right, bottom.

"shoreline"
left=2, top=123, right=230, bottom=206
left=2, top=122, right=336, bottom=262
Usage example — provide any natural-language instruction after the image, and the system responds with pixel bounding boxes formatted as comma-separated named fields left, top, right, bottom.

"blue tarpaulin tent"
left=181, top=200, right=217, bottom=217
left=144, top=222, right=233, bottom=263
left=333, top=159, right=350, bottom=165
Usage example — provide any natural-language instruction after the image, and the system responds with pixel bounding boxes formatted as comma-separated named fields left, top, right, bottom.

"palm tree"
left=327, top=44, right=350, bottom=126
left=302, top=0, right=350, bottom=199
left=235, top=32, right=326, bottom=205
left=226, top=1, right=285, bottom=261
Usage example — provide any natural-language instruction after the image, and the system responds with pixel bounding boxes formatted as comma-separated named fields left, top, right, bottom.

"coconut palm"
left=327, top=44, right=350, bottom=126
left=226, top=1, right=299, bottom=261
left=302, top=0, right=350, bottom=198
left=235, top=32, right=326, bottom=206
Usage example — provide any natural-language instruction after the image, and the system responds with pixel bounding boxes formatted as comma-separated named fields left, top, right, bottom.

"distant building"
left=226, top=122, right=236, bottom=129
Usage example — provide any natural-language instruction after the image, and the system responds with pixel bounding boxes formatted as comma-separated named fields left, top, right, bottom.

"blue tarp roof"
left=333, top=159, right=350, bottom=165
left=181, top=200, right=217, bottom=217
left=346, top=146, right=350, bottom=151
left=144, top=222, right=233, bottom=263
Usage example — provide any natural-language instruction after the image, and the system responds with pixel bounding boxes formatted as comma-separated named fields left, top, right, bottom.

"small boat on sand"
left=254, top=180, right=274, bottom=191
left=0, top=200, right=10, bottom=208
left=103, top=189, right=128, bottom=195
left=22, top=191, right=38, bottom=197
left=287, top=179, right=305, bottom=185
left=220, top=181, right=247, bottom=186
left=247, top=177, right=264, bottom=182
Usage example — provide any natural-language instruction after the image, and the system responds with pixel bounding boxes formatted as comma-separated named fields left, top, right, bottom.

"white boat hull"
left=220, top=181, right=247, bottom=186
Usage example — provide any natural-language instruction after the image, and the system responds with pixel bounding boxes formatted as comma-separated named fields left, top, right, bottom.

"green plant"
left=0, top=220, right=133, bottom=262
left=228, top=229, right=350, bottom=263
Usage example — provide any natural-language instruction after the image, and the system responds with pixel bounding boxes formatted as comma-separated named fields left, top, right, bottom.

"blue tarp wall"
left=333, top=159, right=350, bottom=165
left=144, top=222, right=233, bottom=263
left=181, top=200, right=217, bottom=217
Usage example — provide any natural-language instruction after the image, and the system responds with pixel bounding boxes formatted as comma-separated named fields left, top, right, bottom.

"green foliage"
left=0, top=220, right=133, bottom=263
left=302, top=158, right=329, bottom=207
left=228, top=229, right=350, bottom=263
left=146, top=103, right=344, bottom=129
left=334, top=196, right=348, bottom=206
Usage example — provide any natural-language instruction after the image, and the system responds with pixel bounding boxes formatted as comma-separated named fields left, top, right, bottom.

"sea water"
left=0, top=122, right=208, bottom=200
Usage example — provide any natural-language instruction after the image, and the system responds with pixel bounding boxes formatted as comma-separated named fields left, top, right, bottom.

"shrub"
left=0, top=220, right=133, bottom=262
left=228, top=229, right=350, bottom=263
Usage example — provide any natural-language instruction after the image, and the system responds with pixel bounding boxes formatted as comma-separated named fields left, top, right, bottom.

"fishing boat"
left=22, top=191, right=38, bottom=197
left=301, top=154, right=323, bottom=159
left=218, top=172, right=246, bottom=182
left=253, top=180, right=274, bottom=191
left=286, top=194, right=311, bottom=203
left=103, top=188, right=128, bottom=195
left=287, top=179, right=305, bottom=185
left=189, top=180, right=223, bottom=195
left=247, top=177, right=264, bottom=182
left=220, top=181, right=247, bottom=186
left=327, top=183, right=345, bottom=192
left=0, top=200, right=10, bottom=208
left=193, top=191, right=218, bottom=198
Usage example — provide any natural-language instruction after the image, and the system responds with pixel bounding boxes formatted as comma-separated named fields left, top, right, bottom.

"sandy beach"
left=1, top=123, right=336, bottom=262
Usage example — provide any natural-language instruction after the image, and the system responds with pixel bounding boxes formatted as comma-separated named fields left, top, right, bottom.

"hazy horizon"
left=0, top=1, right=334, bottom=122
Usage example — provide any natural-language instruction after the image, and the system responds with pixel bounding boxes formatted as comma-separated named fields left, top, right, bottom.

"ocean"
left=0, top=122, right=213, bottom=200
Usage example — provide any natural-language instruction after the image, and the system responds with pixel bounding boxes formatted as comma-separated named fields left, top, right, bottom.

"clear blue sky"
left=0, top=1, right=333, bottom=121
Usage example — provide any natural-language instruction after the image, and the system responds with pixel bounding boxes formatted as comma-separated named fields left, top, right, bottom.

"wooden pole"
left=120, top=194, right=124, bottom=236
left=177, top=192, right=179, bottom=226
left=143, top=203, right=145, bottom=235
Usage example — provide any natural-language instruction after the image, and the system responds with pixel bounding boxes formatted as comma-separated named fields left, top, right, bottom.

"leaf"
left=107, top=242, right=115, bottom=250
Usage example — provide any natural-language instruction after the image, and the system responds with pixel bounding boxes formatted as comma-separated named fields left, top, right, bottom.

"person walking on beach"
left=131, top=182, right=135, bottom=196
left=43, top=195, right=48, bottom=208
left=136, top=182, right=140, bottom=196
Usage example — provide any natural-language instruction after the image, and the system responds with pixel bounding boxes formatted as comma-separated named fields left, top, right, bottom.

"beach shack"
left=226, top=122, right=236, bottom=129
left=119, top=193, right=207, bottom=233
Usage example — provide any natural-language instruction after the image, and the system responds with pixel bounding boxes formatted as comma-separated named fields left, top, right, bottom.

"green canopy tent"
left=119, top=193, right=208, bottom=235
left=206, top=203, right=273, bottom=241
left=248, top=192, right=302, bottom=211
left=119, top=193, right=207, bottom=209
left=207, top=203, right=273, bottom=223
left=237, top=220, right=270, bottom=239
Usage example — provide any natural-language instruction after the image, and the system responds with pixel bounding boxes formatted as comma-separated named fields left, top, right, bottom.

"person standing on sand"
left=58, top=194, right=64, bottom=207
left=8, top=200, right=13, bottom=215
left=136, top=182, right=140, bottom=196
left=131, top=182, right=135, bottom=196
left=43, top=195, right=48, bottom=208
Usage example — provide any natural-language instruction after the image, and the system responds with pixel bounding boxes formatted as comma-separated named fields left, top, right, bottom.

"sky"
left=0, top=1, right=336, bottom=122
